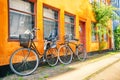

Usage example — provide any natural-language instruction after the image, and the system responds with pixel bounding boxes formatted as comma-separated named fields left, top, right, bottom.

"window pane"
left=10, top=10, right=34, bottom=39
left=91, top=23, right=97, bottom=41
left=104, top=34, right=108, bottom=41
left=89, top=0, right=94, bottom=3
left=9, top=0, right=34, bottom=39
left=104, top=28, right=108, bottom=41
left=102, top=0, right=106, bottom=3
left=43, top=18, right=58, bottom=39
left=97, top=0, right=100, bottom=2
left=9, top=0, right=34, bottom=13
left=65, top=15, right=74, bottom=23
left=65, top=23, right=74, bottom=39
left=43, top=7, right=58, bottom=20
left=65, top=14, right=75, bottom=40
left=43, top=7, right=58, bottom=40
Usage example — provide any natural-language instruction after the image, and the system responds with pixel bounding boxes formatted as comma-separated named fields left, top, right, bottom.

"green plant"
left=91, top=1, right=120, bottom=51
left=99, top=41, right=107, bottom=51
left=114, top=25, right=120, bottom=50
left=92, top=2, right=119, bottom=27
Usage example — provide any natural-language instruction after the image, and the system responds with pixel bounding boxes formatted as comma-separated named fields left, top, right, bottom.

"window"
left=89, top=0, right=94, bottom=3
left=102, top=0, right=107, bottom=4
left=97, top=0, right=100, bottom=3
left=101, top=0, right=108, bottom=5
left=9, top=0, right=35, bottom=39
left=101, top=0, right=105, bottom=3
left=91, top=23, right=97, bottom=41
left=43, top=7, right=59, bottom=40
left=103, top=28, right=108, bottom=41
left=65, top=14, right=75, bottom=40
left=103, top=34, right=108, bottom=41
left=119, top=0, right=120, bottom=7
left=111, top=0, right=117, bottom=3
left=111, top=0, right=116, bottom=5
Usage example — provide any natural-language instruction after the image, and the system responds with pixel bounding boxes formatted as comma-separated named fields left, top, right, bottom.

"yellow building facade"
left=0, top=0, right=112, bottom=66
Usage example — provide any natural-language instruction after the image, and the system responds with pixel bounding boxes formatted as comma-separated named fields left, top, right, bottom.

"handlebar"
left=23, top=28, right=40, bottom=39
left=24, top=28, right=40, bottom=34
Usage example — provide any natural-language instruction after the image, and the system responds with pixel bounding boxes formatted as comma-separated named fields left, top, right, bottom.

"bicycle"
left=9, top=28, right=58, bottom=76
left=58, top=35, right=87, bottom=65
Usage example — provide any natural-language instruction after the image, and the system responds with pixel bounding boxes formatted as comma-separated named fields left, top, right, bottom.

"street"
left=1, top=52, right=120, bottom=80
left=48, top=52, right=120, bottom=80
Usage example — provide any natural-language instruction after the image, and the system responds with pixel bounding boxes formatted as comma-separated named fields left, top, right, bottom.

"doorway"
left=79, top=21, right=86, bottom=48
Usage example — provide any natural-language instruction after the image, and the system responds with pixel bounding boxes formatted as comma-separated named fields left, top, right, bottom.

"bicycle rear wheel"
left=46, top=48, right=58, bottom=66
left=58, top=45, right=73, bottom=65
left=10, top=48, right=39, bottom=76
left=76, top=45, right=87, bottom=61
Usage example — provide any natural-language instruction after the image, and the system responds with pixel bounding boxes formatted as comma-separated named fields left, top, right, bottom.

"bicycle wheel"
left=10, top=48, right=39, bottom=76
left=46, top=48, right=58, bottom=66
left=76, top=45, right=87, bottom=61
left=58, top=45, right=73, bottom=64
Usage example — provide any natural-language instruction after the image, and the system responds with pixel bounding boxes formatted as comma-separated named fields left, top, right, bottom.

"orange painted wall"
left=0, top=0, right=111, bottom=66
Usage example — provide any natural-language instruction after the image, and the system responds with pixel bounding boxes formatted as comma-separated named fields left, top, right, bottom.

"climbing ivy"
left=91, top=1, right=120, bottom=51
left=92, top=2, right=119, bottom=28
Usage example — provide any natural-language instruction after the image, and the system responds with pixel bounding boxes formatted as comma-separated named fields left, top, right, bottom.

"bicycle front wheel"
left=58, top=45, right=73, bottom=65
left=10, top=48, right=39, bottom=76
left=46, top=47, right=58, bottom=66
left=76, top=45, right=87, bottom=61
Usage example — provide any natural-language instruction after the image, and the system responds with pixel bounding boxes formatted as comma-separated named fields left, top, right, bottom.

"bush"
left=99, top=41, right=107, bottom=51
left=114, top=25, right=120, bottom=50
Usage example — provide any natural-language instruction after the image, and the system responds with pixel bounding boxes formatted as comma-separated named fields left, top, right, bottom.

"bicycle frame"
left=29, top=40, right=40, bottom=55
left=29, top=39, right=57, bottom=62
left=28, top=40, right=47, bottom=62
left=26, top=28, right=57, bottom=62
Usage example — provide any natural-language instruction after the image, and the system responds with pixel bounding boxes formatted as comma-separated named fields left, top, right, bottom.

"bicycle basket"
left=19, top=34, right=31, bottom=48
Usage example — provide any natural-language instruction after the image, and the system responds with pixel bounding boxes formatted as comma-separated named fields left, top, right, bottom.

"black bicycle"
left=58, top=35, right=87, bottom=64
left=9, top=28, right=58, bottom=76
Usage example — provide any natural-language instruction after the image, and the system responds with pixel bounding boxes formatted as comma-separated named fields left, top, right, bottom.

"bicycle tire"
left=58, top=45, right=73, bottom=65
left=76, top=45, right=87, bottom=61
left=46, top=47, right=58, bottom=66
left=10, top=48, right=39, bottom=76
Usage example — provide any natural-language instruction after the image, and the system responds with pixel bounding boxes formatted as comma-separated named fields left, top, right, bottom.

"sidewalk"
left=89, top=60, right=120, bottom=80
left=48, top=52, right=120, bottom=80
